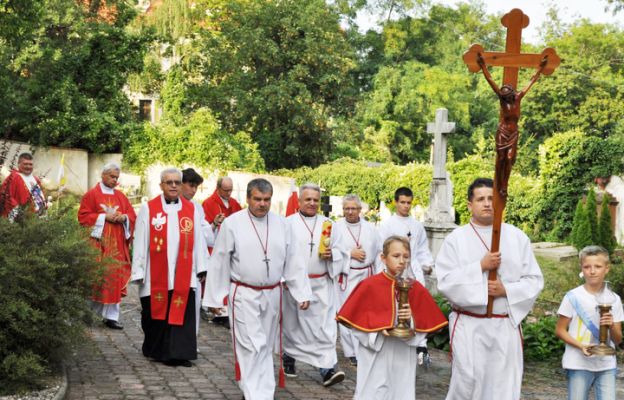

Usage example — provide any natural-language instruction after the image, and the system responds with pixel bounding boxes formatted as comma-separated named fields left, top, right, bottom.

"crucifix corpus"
left=462, top=8, right=560, bottom=316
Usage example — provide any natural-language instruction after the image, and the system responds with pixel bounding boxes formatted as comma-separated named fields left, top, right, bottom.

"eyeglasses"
left=162, top=180, right=182, bottom=186
left=343, top=207, right=361, bottom=212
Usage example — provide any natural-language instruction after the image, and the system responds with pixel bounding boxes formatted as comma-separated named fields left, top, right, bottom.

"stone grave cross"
left=425, top=108, right=455, bottom=225
left=427, top=108, right=455, bottom=180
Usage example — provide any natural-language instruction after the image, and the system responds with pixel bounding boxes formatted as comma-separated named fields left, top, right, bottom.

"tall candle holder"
left=388, top=268, right=415, bottom=338
left=589, top=281, right=617, bottom=356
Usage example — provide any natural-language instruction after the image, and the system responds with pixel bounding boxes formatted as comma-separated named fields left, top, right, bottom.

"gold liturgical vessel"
left=389, top=271, right=415, bottom=338
left=589, top=281, right=617, bottom=356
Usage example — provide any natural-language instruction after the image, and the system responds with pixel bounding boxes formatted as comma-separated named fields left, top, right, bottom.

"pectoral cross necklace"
left=248, top=211, right=270, bottom=276
left=299, top=212, right=318, bottom=255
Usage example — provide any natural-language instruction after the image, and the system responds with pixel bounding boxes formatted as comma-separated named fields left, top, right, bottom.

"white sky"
left=357, top=0, right=624, bottom=44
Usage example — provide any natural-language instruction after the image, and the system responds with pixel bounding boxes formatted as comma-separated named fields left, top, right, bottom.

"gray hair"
left=102, top=162, right=121, bottom=174
left=247, top=178, right=273, bottom=197
left=579, top=245, right=610, bottom=264
left=343, top=194, right=362, bottom=207
left=299, top=182, right=320, bottom=197
left=217, top=176, right=233, bottom=188
left=160, top=168, right=182, bottom=182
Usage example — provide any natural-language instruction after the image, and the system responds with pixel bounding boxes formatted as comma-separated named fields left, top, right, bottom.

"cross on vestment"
left=174, top=296, right=184, bottom=308
left=263, top=255, right=271, bottom=274
left=462, top=8, right=560, bottom=316
left=308, top=240, right=315, bottom=255
left=155, top=292, right=164, bottom=302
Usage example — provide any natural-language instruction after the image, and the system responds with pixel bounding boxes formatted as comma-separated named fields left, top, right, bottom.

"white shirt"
left=558, top=285, right=624, bottom=371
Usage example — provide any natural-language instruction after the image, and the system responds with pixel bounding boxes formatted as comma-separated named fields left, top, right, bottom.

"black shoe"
left=164, top=359, right=192, bottom=367
left=321, top=369, right=345, bottom=387
left=349, top=357, right=357, bottom=366
left=104, top=319, right=123, bottom=330
left=283, top=363, right=297, bottom=377
left=213, top=316, right=230, bottom=329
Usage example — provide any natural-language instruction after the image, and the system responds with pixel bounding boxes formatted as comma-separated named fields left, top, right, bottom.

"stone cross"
left=427, top=108, right=455, bottom=180
left=424, top=108, right=456, bottom=229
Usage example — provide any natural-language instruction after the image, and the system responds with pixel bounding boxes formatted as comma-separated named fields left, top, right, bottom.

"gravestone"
left=424, top=108, right=458, bottom=259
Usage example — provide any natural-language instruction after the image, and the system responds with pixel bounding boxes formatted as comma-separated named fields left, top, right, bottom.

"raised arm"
left=477, top=53, right=500, bottom=94
left=519, top=56, right=548, bottom=98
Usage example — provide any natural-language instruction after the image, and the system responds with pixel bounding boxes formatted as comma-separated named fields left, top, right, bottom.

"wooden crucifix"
left=462, top=9, right=560, bottom=316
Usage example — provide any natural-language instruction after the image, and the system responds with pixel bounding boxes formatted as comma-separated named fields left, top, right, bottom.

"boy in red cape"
left=337, top=236, right=447, bottom=400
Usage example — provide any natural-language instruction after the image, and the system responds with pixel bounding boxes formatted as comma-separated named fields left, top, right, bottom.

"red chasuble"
left=202, top=190, right=242, bottom=225
left=337, top=272, right=448, bottom=333
left=148, top=196, right=195, bottom=326
left=0, top=170, right=47, bottom=217
left=78, top=184, right=137, bottom=304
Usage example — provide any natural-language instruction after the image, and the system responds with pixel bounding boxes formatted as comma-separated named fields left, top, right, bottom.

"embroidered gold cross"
left=154, top=292, right=164, bottom=302
left=173, top=296, right=184, bottom=308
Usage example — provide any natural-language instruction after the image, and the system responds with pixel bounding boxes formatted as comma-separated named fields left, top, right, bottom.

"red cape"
left=78, top=184, right=137, bottom=304
left=0, top=170, right=46, bottom=217
left=202, top=190, right=242, bottom=224
left=337, top=272, right=448, bottom=333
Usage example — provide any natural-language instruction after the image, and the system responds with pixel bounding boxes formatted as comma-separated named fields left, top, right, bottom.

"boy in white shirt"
left=555, top=245, right=623, bottom=400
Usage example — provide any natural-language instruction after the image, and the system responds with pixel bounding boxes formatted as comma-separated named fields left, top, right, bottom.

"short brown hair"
left=382, top=235, right=410, bottom=256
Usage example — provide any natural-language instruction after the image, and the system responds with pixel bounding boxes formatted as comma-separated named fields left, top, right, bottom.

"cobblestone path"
left=66, top=286, right=576, bottom=399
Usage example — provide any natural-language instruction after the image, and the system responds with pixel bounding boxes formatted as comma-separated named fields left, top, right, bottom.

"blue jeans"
left=567, top=368, right=616, bottom=400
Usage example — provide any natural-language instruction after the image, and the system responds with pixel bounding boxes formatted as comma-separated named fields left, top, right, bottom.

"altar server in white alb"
left=131, top=168, right=210, bottom=367
left=332, top=193, right=381, bottom=366
left=203, top=178, right=311, bottom=400
left=283, top=183, right=346, bottom=387
left=436, top=177, right=544, bottom=400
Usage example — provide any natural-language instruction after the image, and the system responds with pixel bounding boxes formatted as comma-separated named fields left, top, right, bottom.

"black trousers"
left=140, top=289, right=197, bottom=362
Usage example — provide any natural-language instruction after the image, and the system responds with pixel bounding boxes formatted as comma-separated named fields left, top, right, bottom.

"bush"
left=0, top=204, right=101, bottom=394
left=522, top=316, right=565, bottom=361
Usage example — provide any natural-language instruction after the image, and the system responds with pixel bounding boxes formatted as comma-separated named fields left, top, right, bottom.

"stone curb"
left=52, top=364, right=68, bottom=400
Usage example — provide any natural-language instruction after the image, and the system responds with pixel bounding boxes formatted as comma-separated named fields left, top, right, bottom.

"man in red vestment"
left=0, top=152, right=47, bottom=221
left=201, top=176, right=242, bottom=327
left=78, top=163, right=136, bottom=329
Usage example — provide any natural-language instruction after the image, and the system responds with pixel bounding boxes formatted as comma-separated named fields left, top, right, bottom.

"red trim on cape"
left=336, top=272, right=448, bottom=333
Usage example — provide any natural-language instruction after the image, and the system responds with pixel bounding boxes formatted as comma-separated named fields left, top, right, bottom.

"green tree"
left=598, top=193, right=617, bottom=253
left=586, top=188, right=599, bottom=244
left=190, top=0, right=356, bottom=169
left=570, top=199, right=592, bottom=250
left=0, top=0, right=152, bottom=152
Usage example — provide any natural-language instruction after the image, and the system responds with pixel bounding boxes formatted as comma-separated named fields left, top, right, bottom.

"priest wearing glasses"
left=131, top=168, right=209, bottom=367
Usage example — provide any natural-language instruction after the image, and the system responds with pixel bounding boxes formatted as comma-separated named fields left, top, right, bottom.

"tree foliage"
left=188, top=0, right=357, bottom=169
left=0, top=0, right=152, bottom=152
left=570, top=199, right=592, bottom=250
left=539, top=130, right=624, bottom=240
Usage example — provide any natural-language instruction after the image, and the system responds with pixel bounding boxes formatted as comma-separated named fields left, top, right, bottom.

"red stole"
left=337, top=272, right=448, bottom=333
left=148, top=196, right=195, bottom=326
